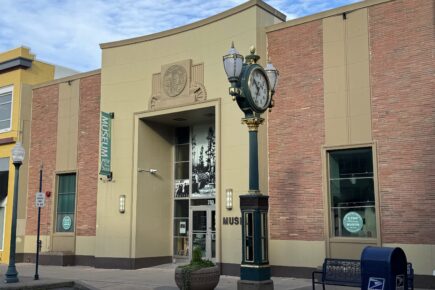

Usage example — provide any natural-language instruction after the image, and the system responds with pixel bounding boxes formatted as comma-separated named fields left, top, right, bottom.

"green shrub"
left=179, top=246, right=215, bottom=290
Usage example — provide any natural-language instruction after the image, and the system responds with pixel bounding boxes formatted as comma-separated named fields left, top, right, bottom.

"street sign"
left=35, top=192, right=45, bottom=208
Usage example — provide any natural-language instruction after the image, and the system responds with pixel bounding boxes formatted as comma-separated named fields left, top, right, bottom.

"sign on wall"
left=343, top=211, right=363, bottom=233
left=100, top=112, right=114, bottom=178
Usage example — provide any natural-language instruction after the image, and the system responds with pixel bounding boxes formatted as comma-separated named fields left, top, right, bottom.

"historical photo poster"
left=191, top=123, right=215, bottom=197
left=174, top=179, right=189, bottom=198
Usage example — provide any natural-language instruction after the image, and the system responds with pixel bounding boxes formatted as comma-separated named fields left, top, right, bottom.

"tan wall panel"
left=329, top=241, right=375, bottom=260
left=346, top=9, right=371, bottom=144
left=347, top=35, right=370, bottom=64
left=323, top=8, right=371, bottom=146
left=324, top=41, right=346, bottom=69
left=75, top=236, right=96, bottom=256
left=52, top=235, right=75, bottom=252
left=270, top=240, right=325, bottom=268
left=324, top=115, right=348, bottom=145
left=56, top=81, right=79, bottom=171
left=95, top=183, right=131, bottom=258
left=134, top=120, right=172, bottom=257
left=24, top=235, right=51, bottom=253
left=323, top=16, right=348, bottom=146
left=323, top=16, right=345, bottom=43
left=383, top=243, right=435, bottom=275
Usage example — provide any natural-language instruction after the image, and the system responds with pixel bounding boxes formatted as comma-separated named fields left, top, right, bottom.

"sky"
left=0, top=0, right=360, bottom=72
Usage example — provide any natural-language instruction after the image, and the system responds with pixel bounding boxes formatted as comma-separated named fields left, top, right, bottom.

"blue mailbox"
left=361, top=246, right=408, bottom=290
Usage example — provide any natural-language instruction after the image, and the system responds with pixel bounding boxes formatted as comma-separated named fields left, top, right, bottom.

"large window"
left=329, top=148, right=376, bottom=238
left=0, top=86, right=13, bottom=132
left=56, top=173, right=76, bottom=232
left=173, top=127, right=190, bottom=257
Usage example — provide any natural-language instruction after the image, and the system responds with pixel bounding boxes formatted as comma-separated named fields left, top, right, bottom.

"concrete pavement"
left=0, top=263, right=313, bottom=290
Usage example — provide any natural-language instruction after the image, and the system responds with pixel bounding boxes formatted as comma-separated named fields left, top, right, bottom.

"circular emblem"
left=343, top=211, right=363, bottom=233
left=163, top=65, right=187, bottom=97
left=62, top=216, right=72, bottom=231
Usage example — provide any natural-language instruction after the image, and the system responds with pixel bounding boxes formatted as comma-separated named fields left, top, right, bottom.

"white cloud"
left=0, top=0, right=359, bottom=72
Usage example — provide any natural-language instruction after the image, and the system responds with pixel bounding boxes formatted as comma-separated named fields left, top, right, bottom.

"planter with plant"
left=175, top=247, right=220, bottom=290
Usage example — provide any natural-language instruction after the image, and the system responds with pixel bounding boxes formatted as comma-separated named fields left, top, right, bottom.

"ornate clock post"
left=223, top=44, right=279, bottom=290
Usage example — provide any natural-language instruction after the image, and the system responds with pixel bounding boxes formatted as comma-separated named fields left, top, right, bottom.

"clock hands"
left=253, top=77, right=260, bottom=95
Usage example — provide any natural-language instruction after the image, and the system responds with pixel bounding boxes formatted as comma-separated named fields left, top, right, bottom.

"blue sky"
left=0, top=0, right=359, bottom=72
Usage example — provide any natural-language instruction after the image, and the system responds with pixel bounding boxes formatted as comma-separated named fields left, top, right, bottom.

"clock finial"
left=245, top=45, right=260, bottom=64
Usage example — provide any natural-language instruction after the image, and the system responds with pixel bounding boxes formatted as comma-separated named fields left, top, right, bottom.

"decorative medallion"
left=163, top=65, right=187, bottom=97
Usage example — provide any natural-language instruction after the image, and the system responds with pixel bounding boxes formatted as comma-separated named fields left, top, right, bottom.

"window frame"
left=323, top=143, right=381, bottom=244
left=54, top=172, right=77, bottom=234
left=0, top=85, right=14, bottom=134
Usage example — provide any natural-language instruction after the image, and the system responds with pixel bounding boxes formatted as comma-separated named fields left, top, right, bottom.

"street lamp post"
left=223, top=44, right=279, bottom=290
left=5, top=142, right=25, bottom=283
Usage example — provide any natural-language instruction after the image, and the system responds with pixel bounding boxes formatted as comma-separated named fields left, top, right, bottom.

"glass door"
left=190, top=206, right=216, bottom=260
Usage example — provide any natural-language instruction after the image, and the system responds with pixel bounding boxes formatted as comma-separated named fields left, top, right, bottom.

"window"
left=243, top=212, right=254, bottom=262
left=328, top=148, right=376, bottom=238
left=56, top=173, right=76, bottom=232
left=173, top=127, right=190, bottom=257
left=174, top=127, right=189, bottom=198
left=0, top=86, right=13, bottom=132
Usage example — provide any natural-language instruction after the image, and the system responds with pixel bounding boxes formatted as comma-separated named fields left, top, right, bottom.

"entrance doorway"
left=171, top=117, right=216, bottom=261
left=190, top=206, right=216, bottom=260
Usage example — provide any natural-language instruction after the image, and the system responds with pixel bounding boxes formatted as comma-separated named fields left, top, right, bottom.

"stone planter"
left=175, top=265, right=220, bottom=290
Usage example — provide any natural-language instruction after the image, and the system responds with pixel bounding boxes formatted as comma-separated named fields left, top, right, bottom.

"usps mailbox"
left=361, top=246, right=408, bottom=290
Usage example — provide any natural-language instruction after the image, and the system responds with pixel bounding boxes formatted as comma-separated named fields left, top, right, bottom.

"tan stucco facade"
left=96, top=1, right=283, bottom=267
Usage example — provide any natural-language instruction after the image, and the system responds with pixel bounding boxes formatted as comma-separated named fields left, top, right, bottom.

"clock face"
left=248, top=68, right=270, bottom=112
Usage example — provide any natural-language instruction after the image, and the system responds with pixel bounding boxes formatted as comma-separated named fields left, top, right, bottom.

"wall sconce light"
left=119, top=195, right=126, bottom=214
left=226, top=189, right=233, bottom=210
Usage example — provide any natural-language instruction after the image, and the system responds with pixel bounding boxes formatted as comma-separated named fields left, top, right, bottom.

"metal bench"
left=312, top=258, right=414, bottom=290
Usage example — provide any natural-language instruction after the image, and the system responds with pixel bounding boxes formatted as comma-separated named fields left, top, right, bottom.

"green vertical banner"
left=100, top=112, right=113, bottom=177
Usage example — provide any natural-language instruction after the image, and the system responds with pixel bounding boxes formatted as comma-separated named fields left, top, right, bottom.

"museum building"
left=17, top=0, right=434, bottom=286
left=266, top=0, right=434, bottom=282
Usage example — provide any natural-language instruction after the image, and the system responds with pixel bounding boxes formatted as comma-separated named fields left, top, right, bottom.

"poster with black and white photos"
left=174, top=179, right=189, bottom=198
left=191, top=123, right=215, bottom=197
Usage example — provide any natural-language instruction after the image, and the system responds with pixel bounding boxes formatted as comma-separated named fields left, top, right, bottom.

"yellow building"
left=0, top=47, right=75, bottom=263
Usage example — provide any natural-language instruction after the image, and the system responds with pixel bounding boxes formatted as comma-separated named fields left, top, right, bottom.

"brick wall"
left=370, top=0, right=435, bottom=244
left=26, top=73, right=100, bottom=237
left=26, top=84, right=59, bottom=235
left=76, top=74, right=100, bottom=236
left=267, top=20, right=325, bottom=241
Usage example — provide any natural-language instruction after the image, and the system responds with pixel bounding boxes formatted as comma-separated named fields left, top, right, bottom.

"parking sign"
left=35, top=192, right=45, bottom=208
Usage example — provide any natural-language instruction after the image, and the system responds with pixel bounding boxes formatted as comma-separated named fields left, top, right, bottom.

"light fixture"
left=223, top=42, right=244, bottom=83
left=11, top=142, right=25, bottom=164
left=119, top=195, right=126, bottom=214
left=226, top=189, right=233, bottom=210
left=5, top=142, right=25, bottom=283
left=264, top=62, right=279, bottom=93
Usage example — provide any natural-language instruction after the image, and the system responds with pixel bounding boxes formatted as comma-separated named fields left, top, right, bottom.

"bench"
left=312, top=258, right=414, bottom=290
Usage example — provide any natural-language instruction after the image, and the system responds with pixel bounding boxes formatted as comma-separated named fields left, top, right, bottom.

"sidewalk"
left=0, top=263, right=313, bottom=290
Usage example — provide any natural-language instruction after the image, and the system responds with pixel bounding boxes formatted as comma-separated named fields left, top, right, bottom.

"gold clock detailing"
left=245, top=46, right=259, bottom=64
left=248, top=189, right=261, bottom=195
left=242, top=116, right=264, bottom=131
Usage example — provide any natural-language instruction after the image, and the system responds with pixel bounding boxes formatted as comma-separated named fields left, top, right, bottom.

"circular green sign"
left=343, top=211, right=363, bottom=233
left=62, top=216, right=72, bottom=231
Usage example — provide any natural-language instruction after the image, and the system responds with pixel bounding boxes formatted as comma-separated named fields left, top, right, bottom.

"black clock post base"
left=237, top=279, right=274, bottom=290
